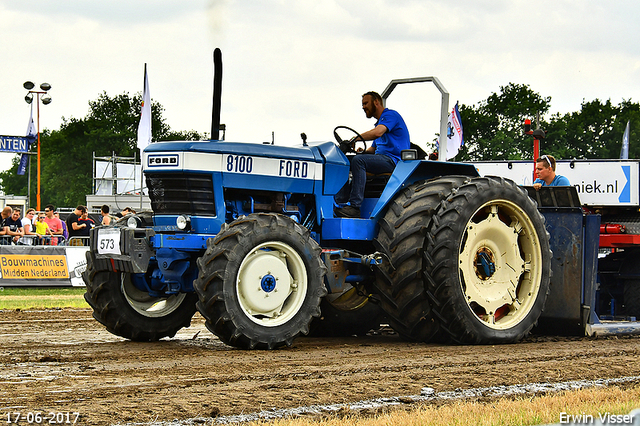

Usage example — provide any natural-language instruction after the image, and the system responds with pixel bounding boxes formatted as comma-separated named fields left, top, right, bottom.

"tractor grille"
left=146, top=173, right=215, bottom=215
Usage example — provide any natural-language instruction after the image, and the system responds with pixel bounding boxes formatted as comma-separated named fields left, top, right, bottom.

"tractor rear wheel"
left=373, top=176, right=471, bottom=342
left=83, top=251, right=198, bottom=341
left=425, top=176, right=551, bottom=344
left=194, top=213, right=327, bottom=349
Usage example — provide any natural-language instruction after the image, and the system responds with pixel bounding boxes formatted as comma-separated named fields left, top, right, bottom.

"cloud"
left=1, top=0, right=207, bottom=25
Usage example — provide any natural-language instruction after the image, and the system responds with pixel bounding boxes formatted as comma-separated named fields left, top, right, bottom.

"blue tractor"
left=83, top=50, right=553, bottom=348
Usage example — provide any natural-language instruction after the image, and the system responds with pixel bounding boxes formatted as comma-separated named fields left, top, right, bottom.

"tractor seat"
left=361, top=143, right=425, bottom=199
left=364, top=172, right=392, bottom=198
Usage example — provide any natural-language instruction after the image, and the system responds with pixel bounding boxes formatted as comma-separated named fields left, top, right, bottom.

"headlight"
left=176, top=215, right=191, bottom=231
left=401, top=149, right=417, bottom=161
left=127, top=216, right=140, bottom=229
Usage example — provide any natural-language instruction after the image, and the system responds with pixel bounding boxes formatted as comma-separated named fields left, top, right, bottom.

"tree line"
left=454, top=83, right=639, bottom=162
left=0, top=92, right=205, bottom=209
left=1, top=84, right=638, bottom=207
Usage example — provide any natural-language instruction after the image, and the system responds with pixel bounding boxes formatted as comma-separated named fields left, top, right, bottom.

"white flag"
left=620, top=120, right=630, bottom=159
left=26, top=104, right=36, bottom=138
left=137, top=64, right=152, bottom=151
left=446, top=102, right=464, bottom=160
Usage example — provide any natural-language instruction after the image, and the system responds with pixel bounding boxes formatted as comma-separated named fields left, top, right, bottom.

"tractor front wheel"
left=83, top=251, right=198, bottom=341
left=194, top=213, right=327, bottom=349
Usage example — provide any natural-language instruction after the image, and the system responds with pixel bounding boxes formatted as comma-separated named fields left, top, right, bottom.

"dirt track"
left=1, top=309, right=640, bottom=425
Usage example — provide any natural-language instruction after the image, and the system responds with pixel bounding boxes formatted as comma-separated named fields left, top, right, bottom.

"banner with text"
left=0, top=135, right=36, bottom=153
left=473, top=160, right=639, bottom=207
left=0, top=246, right=89, bottom=286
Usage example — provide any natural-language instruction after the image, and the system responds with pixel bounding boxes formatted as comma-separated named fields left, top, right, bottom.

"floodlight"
left=41, top=95, right=52, bottom=105
left=23, top=81, right=35, bottom=90
left=40, top=83, right=51, bottom=91
left=25, top=93, right=33, bottom=104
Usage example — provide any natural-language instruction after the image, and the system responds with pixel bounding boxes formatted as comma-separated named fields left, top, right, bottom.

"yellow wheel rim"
left=458, top=199, right=543, bottom=330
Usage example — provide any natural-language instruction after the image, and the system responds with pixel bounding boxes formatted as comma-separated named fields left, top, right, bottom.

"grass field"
left=0, top=286, right=88, bottom=309
left=248, top=385, right=640, bottom=426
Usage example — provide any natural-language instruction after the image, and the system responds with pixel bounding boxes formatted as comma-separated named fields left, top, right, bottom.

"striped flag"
left=137, top=63, right=152, bottom=151
left=446, top=102, right=464, bottom=160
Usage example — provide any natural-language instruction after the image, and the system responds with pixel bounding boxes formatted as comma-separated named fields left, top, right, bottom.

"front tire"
left=83, top=251, right=198, bottom=341
left=425, top=176, right=551, bottom=344
left=194, top=213, right=327, bottom=349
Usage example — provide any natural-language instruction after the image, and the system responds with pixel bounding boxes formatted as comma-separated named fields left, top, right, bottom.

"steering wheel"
left=334, top=126, right=367, bottom=154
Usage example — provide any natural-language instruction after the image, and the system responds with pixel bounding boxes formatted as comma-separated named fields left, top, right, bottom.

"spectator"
left=78, top=210, right=94, bottom=236
left=20, top=208, right=37, bottom=245
left=4, top=208, right=24, bottom=244
left=44, top=204, right=64, bottom=245
left=67, top=205, right=88, bottom=245
left=101, top=205, right=116, bottom=226
left=54, top=211, right=69, bottom=241
left=115, top=207, right=133, bottom=218
left=1, top=205, right=12, bottom=243
left=533, top=154, right=571, bottom=190
left=1, top=206, right=11, bottom=223
left=34, top=212, right=53, bottom=245
left=76, top=210, right=95, bottom=246
left=0, top=207, right=10, bottom=245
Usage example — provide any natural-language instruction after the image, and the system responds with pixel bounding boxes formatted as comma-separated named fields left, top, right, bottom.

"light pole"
left=24, top=81, right=51, bottom=211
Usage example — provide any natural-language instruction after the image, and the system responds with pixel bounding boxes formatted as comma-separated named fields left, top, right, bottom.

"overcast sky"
left=1, top=0, right=639, bottom=175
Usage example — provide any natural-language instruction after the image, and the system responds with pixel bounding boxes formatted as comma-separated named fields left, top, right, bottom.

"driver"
left=334, top=91, right=410, bottom=218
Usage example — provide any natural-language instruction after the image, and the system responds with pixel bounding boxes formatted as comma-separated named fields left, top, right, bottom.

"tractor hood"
left=143, top=140, right=347, bottom=166
left=142, top=139, right=350, bottom=196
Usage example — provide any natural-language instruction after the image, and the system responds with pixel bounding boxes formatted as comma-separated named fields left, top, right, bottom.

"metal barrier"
left=0, top=235, right=91, bottom=246
left=0, top=234, right=67, bottom=246
left=67, top=237, right=90, bottom=247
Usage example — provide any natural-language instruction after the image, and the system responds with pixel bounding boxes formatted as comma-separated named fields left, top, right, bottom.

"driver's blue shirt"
left=372, top=108, right=410, bottom=164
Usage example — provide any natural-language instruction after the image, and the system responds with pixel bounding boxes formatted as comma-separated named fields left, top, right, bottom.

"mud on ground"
left=1, top=309, right=640, bottom=425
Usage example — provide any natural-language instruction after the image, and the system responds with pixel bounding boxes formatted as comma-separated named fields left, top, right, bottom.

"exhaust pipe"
left=211, top=48, right=223, bottom=140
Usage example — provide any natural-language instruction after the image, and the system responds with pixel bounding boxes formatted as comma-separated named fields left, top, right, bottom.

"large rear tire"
left=194, top=213, right=327, bottom=349
left=425, top=176, right=551, bottom=344
left=83, top=251, right=198, bottom=341
left=373, top=176, right=472, bottom=341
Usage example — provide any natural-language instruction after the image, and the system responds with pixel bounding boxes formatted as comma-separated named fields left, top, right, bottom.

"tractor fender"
left=369, top=160, right=479, bottom=219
